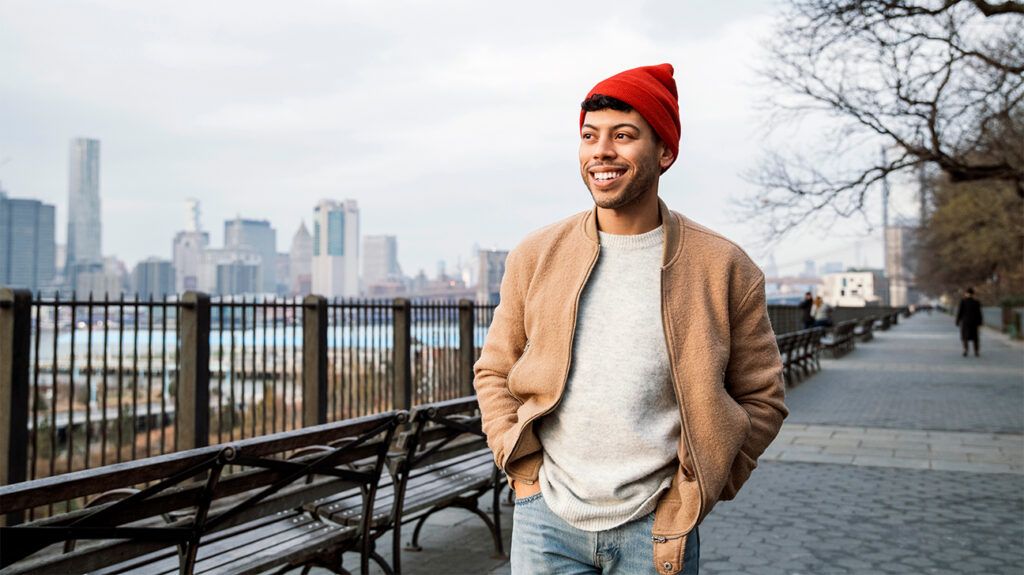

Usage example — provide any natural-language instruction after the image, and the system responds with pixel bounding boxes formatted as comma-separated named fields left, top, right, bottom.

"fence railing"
left=0, top=287, right=900, bottom=506
left=0, top=288, right=498, bottom=517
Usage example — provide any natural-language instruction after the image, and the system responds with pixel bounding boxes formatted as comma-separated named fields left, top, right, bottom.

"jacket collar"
left=580, top=196, right=683, bottom=268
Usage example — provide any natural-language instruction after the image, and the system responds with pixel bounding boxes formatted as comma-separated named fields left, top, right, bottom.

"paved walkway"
left=319, top=314, right=1024, bottom=574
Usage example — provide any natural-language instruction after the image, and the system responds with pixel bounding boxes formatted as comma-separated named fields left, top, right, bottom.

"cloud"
left=0, top=0, right=889, bottom=280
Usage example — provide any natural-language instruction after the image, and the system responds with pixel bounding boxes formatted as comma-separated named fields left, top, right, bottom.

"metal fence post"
left=458, top=299, right=475, bottom=397
left=302, top=295, right=327, bottom=426
left=1, top=288, right=31, bottom=525
left=178, top=291, right=210, bottom=451
left=393, top=298, right=412, bottom=411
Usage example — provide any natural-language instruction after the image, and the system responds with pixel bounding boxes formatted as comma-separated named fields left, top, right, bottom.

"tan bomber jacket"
left=473, top=198, right=788, bottom=575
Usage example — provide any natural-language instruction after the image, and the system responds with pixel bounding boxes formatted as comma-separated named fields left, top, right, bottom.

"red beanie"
left=580, top=63, right=680, bottom=169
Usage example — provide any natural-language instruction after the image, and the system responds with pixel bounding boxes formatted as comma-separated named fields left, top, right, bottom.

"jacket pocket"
left=506, top=341, right=531, bottom=403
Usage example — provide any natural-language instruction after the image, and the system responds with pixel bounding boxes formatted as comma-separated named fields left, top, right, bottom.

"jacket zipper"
left=654, top=267, right=704, bottom=541
left=504, top=243, right=601, bottom=483
left=506, top=342, right=531, bottom=403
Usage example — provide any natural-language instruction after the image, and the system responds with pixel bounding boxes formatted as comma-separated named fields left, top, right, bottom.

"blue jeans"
left=510, top=492, right=699, bottom=574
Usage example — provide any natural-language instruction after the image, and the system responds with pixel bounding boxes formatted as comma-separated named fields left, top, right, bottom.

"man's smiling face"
left=579, top=108, right=674, bottom=210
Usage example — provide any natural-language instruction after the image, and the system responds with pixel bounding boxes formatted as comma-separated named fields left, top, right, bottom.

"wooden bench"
left=0, top=411, right=407, bottom=575
left=777, top=328, right=824, bottom=387
left=854, top=316, right=875, bottom=342
left=305, top=397, right=504, bottom=575
left=821, top=320, right=857, bottom=358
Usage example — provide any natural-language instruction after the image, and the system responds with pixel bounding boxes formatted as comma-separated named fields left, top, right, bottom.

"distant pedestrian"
left=812, top=296, right=833, bottom=328
left=955, top=287, right=983, bottom=357
left=799, top=292, right=814, bottom=329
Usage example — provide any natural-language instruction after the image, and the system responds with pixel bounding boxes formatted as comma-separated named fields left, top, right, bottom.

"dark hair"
left=581, top=94, right=632, bottom=113
left=966, top=287, right=975, bottom=295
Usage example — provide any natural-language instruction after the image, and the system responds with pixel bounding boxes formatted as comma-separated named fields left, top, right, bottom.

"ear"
left=658, top=142, right=675, bottom=172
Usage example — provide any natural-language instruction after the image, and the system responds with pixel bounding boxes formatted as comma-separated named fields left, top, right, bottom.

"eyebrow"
left=581, top=122, right=642, bottom=132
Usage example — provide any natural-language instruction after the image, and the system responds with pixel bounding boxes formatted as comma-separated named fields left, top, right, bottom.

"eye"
left=581, top=133, right=594, bottom=140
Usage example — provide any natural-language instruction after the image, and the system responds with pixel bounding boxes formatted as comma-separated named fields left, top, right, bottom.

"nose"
left=592, top=136, right=617, bottom=160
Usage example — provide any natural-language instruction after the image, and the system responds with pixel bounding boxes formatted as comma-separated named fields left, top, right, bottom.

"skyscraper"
left=289, top=222, right=313, bottom=296
left=0, top=190, right=56, bottom=292
left=173, top=199, right=209, bottom=292
left=477, top=249, right=508, bottom=304
left=66, top=138, right=102, bottom=284
left=224, top=217, right=277, bottom=294
left=311, top=199, right=359, bottom=298
left=363, top=235, right=402, bottom=286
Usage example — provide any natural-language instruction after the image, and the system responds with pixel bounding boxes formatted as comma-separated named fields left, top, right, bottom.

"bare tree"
left=749, top=0, right=1024, bottom=236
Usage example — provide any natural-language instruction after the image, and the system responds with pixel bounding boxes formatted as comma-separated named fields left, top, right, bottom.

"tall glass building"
left=224, top=217, right=277, bottom=294
left=0, top=190, right=56, bottom=292
left=67, top=138, right=102, bottom=284
left=311, top=199, right=359, bottom=298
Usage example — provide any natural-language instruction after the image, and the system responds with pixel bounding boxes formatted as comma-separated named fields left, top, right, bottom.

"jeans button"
left=663, top=561, right=673, bottom=570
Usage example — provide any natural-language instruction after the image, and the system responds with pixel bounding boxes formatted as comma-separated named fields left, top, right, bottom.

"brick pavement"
left=315, top=314, right=1024, bottom=574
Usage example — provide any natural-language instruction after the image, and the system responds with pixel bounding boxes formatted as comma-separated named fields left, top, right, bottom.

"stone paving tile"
left=307, top=315, right=1024, bottom=574
left=771, top=422, right=1024, bottom=473
left=699, top=461, right=1024, bottom=575
left=784, top=315, right=1023, bottom=434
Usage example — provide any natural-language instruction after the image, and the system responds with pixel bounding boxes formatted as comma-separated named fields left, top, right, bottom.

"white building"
left=289, top=221, right=313, bottom=296
left=311, top=199, right=359, bottom=298
left=821, top=270, right=889, bottom=307
left=172, top=199, right=209, bottom=293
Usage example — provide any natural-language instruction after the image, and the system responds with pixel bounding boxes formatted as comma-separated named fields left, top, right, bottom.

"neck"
left=595, top=189, right=661, bottom=235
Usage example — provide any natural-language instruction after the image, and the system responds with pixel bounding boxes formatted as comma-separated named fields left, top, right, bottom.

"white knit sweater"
left=535, top=225, right=680, bottom=531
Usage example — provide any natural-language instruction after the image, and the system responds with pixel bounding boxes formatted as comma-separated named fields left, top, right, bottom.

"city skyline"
left=0, top=1, right=931, bottom=282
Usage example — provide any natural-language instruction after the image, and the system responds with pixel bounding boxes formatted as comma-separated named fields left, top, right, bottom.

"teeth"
left=594, top=171, right=622, bottom=181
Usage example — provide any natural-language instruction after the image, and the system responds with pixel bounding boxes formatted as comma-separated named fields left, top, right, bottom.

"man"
left=955, top=287, right=983, bottom=357
left=474, top=64, right=788, bottom=575
left=799, top=292, right=814, bottom=329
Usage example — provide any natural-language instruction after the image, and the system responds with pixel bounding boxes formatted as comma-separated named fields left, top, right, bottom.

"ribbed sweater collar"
left=597, top=225, right=664, bottom=250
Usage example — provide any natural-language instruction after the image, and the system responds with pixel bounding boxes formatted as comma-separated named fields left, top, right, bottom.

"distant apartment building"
left=289, top=222, right=313, bottom=296
left=477, top=249, right=508, bottom=304
left=132, top=257, right=174, bottom=299
left=0, top=190, right=56, bottom=292
left=197, top=249, right=261, bottom=296
left=311, top=199, right=359, bottom=298
left=821, top=270, right=889, bottom=307
left=224, top=217, right=277, bottom=294
left=66, top=138, right=102, bottom=286
left=363, top=235, right=402, bottom=287
left=75, top=256, right=128, bottom=297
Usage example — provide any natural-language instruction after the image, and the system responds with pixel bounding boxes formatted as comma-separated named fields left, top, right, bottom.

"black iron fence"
left=0, top=287, right=900, bottom=501
left=0, top=289, right=498, bottom=510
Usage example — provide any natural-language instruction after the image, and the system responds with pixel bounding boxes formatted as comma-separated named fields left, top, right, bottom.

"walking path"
left=319, top=313, right=1023, bottom=574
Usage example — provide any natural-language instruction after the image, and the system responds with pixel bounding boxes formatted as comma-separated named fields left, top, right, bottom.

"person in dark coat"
left=799, top=292, right=814, bottom=329
left=955, top=287, right=983, bottom=357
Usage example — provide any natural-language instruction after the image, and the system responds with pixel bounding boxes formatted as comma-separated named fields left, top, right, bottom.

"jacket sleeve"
left=473, top=247, right=529, bottom=468
left=719, top=274, right=788, bottom=500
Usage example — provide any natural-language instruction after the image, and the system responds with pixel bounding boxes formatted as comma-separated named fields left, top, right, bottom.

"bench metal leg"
left=369, top=550, right=395, bottom=575
left=491, top=483, right=505, bottom=558
left=408, top=511, right=432, bottom=551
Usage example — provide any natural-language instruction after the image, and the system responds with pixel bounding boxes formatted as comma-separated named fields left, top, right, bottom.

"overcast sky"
left=0, top=0, right=924, bottom=278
